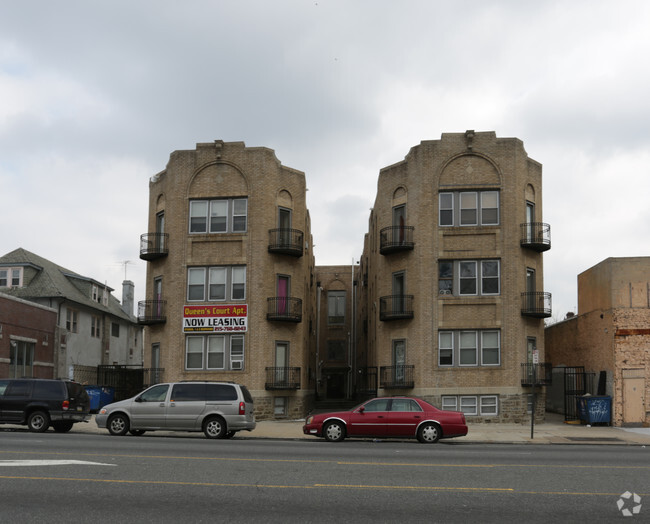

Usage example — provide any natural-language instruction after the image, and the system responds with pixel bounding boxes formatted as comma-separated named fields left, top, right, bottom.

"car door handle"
left=165, top=402, right=172, bottom=407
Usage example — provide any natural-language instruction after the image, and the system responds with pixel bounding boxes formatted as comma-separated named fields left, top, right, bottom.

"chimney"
left=121, top=280, right=135, bottom=317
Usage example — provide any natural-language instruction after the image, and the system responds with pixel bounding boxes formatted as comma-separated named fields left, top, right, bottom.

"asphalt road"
left=0, top=430, right=648, bottom=523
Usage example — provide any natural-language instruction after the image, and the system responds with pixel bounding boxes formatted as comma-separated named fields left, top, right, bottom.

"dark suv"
left=0, top=378, right=91, bottom=432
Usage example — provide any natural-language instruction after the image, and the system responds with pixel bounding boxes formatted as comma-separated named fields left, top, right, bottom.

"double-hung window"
left=439, top=191, right=499, bottom=226
left=439, top=330, right=500, bottom=367
left=186, top=334, right=245, bottom=371
left=187, top=266, right=246, bottom=302
left=0, top=267, right=23, bottom=288
left=327, top=291, right=346, bottom=325
left=439, top=260, right=500, bottom=296
left=189, top=198, right=248, bottom=233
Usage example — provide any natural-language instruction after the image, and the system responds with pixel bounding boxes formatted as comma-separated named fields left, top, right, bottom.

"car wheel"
left=27, top=410, right=50, bottom=433
left=417, top=422, right=441, bottom=443
left=52, top=421, right=74, bottom=433
left=203, top=416, right=227, bottom=439
left=323, top=421, right=345, bottom=442
left=107, top=413, right=130, bottom=436
left=129, top=429, right=146, bottom=436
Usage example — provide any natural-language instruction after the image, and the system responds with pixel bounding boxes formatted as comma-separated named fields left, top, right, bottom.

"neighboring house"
left=545, top=257, right=650, bottom=427
left=0, top=292, right=58, bottom=378
left=139, top=141, right=315, bottom=419
left=0, top=248, right=143, bottom=380
left=359, top=131, right=551, bottom=422
left=141, top=133, right=551, bottom=422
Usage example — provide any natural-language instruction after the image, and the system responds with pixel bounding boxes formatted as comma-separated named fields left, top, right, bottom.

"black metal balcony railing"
left=140, top=233, right=169, bottom=260
left=265, top=367, right=301, bottom=390
left=379, top=226, right=415, bottom=255
left=379, top=295, right=414, bottom=321
left=268, top=228, right=304, bottom=257
left=521, top=292, right=552, bottom=318
left=521, top=363, right=553, bottom=387
left=137, top=300, right=167, bottom=324
left=520, top=223, right=551, bottom=252
left=267, top=297, right=302, bottom=322
left=380, top=365, right=415, bottom=389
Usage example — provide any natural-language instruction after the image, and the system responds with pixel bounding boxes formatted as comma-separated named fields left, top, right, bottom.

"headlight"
left=306, top=416, right=313, bottom=425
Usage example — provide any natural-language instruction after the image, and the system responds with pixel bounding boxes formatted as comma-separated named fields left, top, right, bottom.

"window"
left=438, top=330, right=500, bottom=367
left=9, top=340, right=34, bottom=378
left=327, top=290, right=346, bottom=325
left=189, top=198, right=248, bottom=234
left=185, top=334, right=244, bottom=371
left=438, top=260, right=500, bottom=296
left=442, top=395, right=499, bottom=416
left=91, top=316, right=101, bottom=338
left=187, top=266, right=246, bottom=302
left=274, top=397, right=288, bottom=416
left=111, top=323, right=120, bottom=338
left=66, top=309, right=78, bottom=333
left=390, top=398, right=422, bottom=412
left=439, top=191, right=499, bottom=226
left=0, top=267, right=23, bottom=288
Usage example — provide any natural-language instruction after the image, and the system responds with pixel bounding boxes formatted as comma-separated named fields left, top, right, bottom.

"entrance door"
left=392, top=271, right=405, bottom=315
left=156, top=212, right=165, bottom=251
left=622, top=369, right=645, bottom=426
left=392, top=205, right=406, bottom=245
left=275, top=342, right=288, bottom=385
left=279, top=208, right=291, bottom=246
left=277, top=276, right=289, bottom=315
left=526, top=202, right=535, bottom=242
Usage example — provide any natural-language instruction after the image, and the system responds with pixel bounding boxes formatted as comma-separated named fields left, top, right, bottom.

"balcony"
left=379, top=226, right=415, bottom=255
left=268, top=228, right=304, bottom=257
left=140, top=233, right=169, bottom=260
left=267, top=297, right=302, bottom=322
left=265, top=367, right=301, bottom=390
left=521, top=292, right=552, bottom=318
left=520, top=223, right=551, bottom=252
left=137, top=300, right=167, bottom=324
left=521, top=363, right=553, bottom=387
left=380, top=365, right=414, bottom=389
left=379, top=295, right=414, bottom=321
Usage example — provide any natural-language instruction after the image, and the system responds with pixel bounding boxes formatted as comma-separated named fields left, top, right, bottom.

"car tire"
left=203, top=416, right=227, bottom=439
left=323, top=421, right=345, bottom=442
left=52, top=421, right=74, bottom=433
left=27, top=410, right=50, bottom=433
left=129, top=429, right=146, bottom=436
left=417, top=422, right=441, bottom=443
left=107, top=413, right=130, bottom=436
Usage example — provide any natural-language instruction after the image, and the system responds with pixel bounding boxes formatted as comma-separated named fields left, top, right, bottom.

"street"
left=0, top=429, right=648, bottom=523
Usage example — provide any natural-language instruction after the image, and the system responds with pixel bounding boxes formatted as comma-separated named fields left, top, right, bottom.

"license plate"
left=77, top=406, right=83, bottom=411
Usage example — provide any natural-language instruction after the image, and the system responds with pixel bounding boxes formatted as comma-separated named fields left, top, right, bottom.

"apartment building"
left=0, top=248, right=143, bottom=380
left=139, top=141, right=315, bottom=419
left=359, top=131, right=551, bottom=422
left=545, top=257, right=650, bottom=426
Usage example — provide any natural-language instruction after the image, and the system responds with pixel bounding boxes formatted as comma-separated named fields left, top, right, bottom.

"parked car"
left=0, top=378, right=91, bottom=433
left=303, top=396, right=468, bottom=443
left=96, top=381, right=256, bottom=439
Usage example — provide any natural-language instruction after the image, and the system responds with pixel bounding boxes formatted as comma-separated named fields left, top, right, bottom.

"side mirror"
left=358, top=406, right=365, bottom=413
left=135, top=396, right=143, bottom=403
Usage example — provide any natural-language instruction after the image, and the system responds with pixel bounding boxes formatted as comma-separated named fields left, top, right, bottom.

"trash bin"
left=84, top=386, right=102, bottom=413
left=98, top=386, right=115, bottom=409
left=577, top=395, right=611, bottom=426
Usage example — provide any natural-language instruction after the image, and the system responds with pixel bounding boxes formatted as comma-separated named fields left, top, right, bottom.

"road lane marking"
left=0, top=460, right=116, bottom=467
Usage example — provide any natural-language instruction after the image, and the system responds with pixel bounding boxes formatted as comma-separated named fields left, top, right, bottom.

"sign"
left=532, top=349, right=539, bottom=364
left=183, top=305, right=248, bottom=333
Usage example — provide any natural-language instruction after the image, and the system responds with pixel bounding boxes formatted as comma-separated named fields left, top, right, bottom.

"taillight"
left=62, top=400, right=70, bottom=411
left=239, top=401, right=246, bottom=415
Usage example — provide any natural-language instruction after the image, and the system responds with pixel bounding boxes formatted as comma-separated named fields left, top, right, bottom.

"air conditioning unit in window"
left=231, top=361, right=243, bottom=370
left=439, top=289, right=452, bottom=295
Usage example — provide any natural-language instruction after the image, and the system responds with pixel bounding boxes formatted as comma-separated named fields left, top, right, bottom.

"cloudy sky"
left=2, top=0, right=649, bottom=321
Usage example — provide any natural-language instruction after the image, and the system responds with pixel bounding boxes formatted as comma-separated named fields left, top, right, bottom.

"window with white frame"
left=185, top=334, right=244, bottom=371
left=187, top=266, right=246, bottom=302
left=442, top=395, right=499, bottom=416
left=0, top=267, right=23, bottom=288
left=91, top=316, right=101, bottom=338
left=439, top=190, right=499, bottom=226
left=438, top=260, right=500, bottom=296
left=327, top=290, right=346, bottom=325
left=189, top=198, right=248, bottom=234
left=66, top=309, right=78, bottom=333
left=438, top=330, right=501, bottom=367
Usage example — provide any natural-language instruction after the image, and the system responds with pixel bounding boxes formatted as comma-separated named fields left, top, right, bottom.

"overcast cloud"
left=2, top=0, right=649, bottom=321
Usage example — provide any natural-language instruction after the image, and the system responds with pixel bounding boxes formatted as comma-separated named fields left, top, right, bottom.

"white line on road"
left=0, top=460, right=116, bottom=467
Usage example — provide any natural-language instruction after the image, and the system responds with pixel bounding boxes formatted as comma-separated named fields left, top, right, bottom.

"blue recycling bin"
left=577, top=395, right=611, bottom=425
left=84, top=386, right=102, bottom=412
left=99, top=386, right=115, bottom=409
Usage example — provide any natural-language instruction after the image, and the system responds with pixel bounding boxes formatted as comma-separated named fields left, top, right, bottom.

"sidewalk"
left=74, top=413, right=650, bottom=445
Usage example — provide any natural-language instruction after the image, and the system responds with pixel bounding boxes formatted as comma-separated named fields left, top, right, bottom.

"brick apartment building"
left=141, top=132, right=552, bottom=422
left=358, top=131, right=551, bottom=422
left=139, top=141, right=315, bottom=419
left=545, top=257, right=650, bottom=426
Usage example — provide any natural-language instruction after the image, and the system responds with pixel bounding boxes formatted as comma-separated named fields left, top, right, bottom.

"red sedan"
left=303, top=396, right=468, bottom=443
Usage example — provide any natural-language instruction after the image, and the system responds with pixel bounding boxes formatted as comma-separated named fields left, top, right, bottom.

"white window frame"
left=441, top=396, right=458, bottom=411
left=185, top=334, right=244, bottom=371
left=438, top=190, right=500, bottom=227
left=480, top=395, right=499, bottom=416
left=0, top=267, right=23, bottom=288
left=187, top=266, right=246, bottom=302
left=438, top=331, right=454, bottom=367
left=440, top=260, right=500, bottom=297
left=459, top=331, right=478, bottom=366
left=460, top=192, right=478, bottom=226
left=189, top=198, right=248, bottom=234
left=439, top=330, right=501, bottom=368
left=207, top=336, right=225, bottom=370
left=460, top=396, right=478, bottom=416
left=481, top=331, right=501, bottom=366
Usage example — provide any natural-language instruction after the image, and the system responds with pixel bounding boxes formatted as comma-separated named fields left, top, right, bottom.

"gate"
left=564, top=367, right=594, bottom=421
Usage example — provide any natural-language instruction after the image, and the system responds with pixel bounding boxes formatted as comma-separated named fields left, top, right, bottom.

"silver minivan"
left=95, top=381, right=256, bottom=439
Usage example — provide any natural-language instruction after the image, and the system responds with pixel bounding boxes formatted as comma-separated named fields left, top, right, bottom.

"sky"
left=1, top=0, right=649, bottom=322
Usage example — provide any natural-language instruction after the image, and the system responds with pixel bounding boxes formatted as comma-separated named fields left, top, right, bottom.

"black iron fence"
left=379, top=295, right=414, bottom=320
left=267, top=297, right=302, bottom=322
left=73, top=364, right=164, bottom=401
left=268, top=228, right=304, bottom=256
left=379, top=226, right=415, bottom=254
left=264, top=367, right=301, bottom=389
left=380, top=365, right=414, bottom=388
